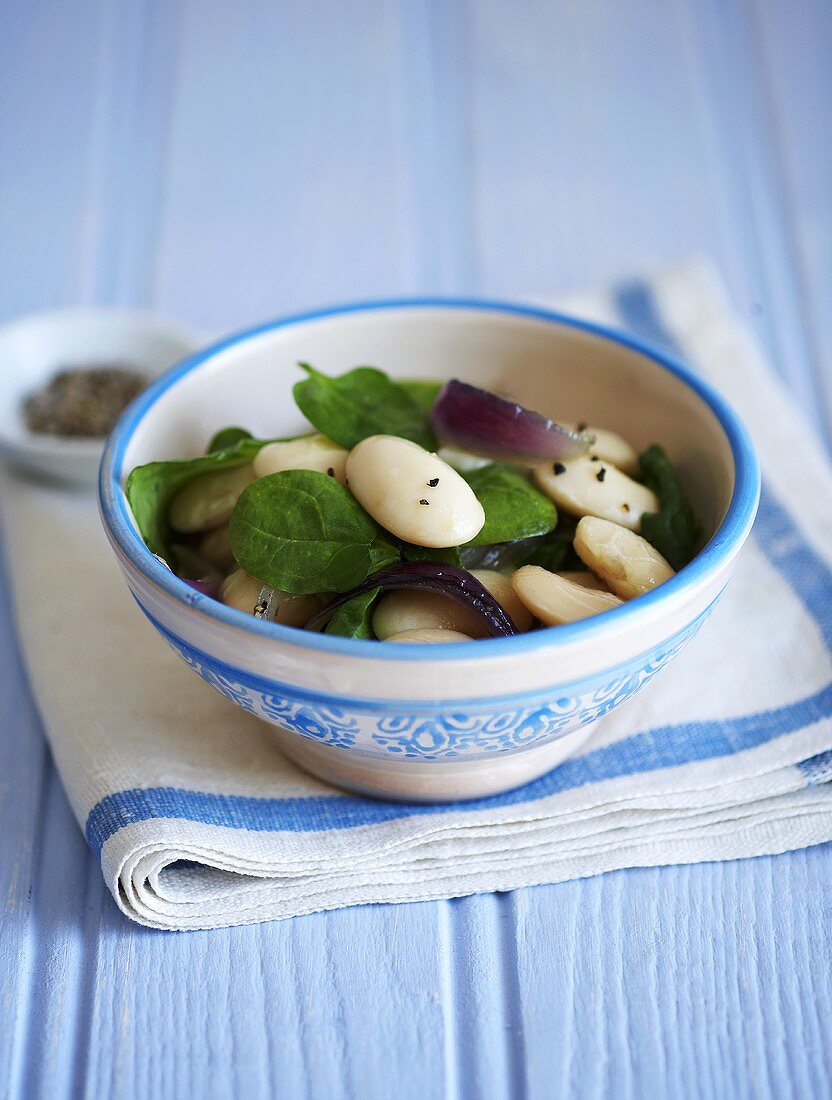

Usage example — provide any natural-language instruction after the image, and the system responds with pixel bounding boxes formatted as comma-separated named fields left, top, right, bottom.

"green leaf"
left=525, top=512, right=584, bottom=572
left=638, top=444, right=702, bottom=570
left=369, top=534, right=402, bottom=572
left=206, top=426, right=252, bottom=453
left=399, top=542, right=462, bottom=567
left=399, top=379, right=443, bottom=417
left=325, top=587, right=380, bottom=639
left=293, top=364, right=435, bottom=450
left=463, top=464, right=557, bottom=546
left=519, top=536, right=576, bottom=572
left=228, top=470, right=400, bottom=594
left=126, top=436, right=267, bottom=561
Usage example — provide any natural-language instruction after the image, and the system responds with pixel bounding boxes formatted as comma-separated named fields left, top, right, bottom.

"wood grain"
left=1, top=1, right=830, bottom=1097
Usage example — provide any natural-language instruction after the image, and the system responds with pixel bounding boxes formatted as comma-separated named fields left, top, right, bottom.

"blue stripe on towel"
left=615, top=281, right=682, bottom=355
left=85, top=680, right=832, bottom=855
left=615, top=280, right=832, bottom=652
left=84, top=280, right=832, bottom=854
left=798, top=750, right=832, bottom=786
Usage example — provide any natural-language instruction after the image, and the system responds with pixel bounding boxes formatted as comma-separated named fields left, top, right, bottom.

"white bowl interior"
left=0, top=309, right=201, bottom=483
left=121, top=307, right=734, bottom=540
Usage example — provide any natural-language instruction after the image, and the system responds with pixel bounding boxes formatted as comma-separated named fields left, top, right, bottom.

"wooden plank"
left=1, top=0, right=831, bottom=1097
left=510, top=857, right=832, bottom=1099
left=0, top=1, right=100, bottom=318
left=0, top=544, right=52, bottom=1096
left=748, top=0, right=832, bottom=442
left=150, top=0, right=423, bottom=332
left=0, top=4, right=113, bottom=1096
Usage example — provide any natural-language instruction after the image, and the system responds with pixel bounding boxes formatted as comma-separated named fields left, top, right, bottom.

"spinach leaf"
left=519, top=536, right=578, bottom=573
left=459, top=538, right=538, bottom=571
left=293, top=364, right=435, bottom=450
left=638, top=444, right=702, bottom=570
left=228, top=469, right=400, bottom=594
left=325, top=587, right=380, bottom=639
left=400, top=542, right=462, bottom=567
left=399, top=379, right=443, bottom=417
left=463, top=464, right=557, bottom=546
left=512, top=513, right=581, bottom=572
left=369, top=535, right=402, bottom=572
left=206, top=426, right=252, bottom=453
left=126, top=437, right=266, bottom=561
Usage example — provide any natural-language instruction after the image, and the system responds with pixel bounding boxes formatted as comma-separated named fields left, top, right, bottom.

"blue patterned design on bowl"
left=145, top=605, right=712, bottom=762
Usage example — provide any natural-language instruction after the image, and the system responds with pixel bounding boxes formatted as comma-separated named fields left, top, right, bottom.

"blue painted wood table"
left=1, top=2, right=831, bottom=1096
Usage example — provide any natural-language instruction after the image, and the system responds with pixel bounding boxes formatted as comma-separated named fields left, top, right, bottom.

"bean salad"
left=126, top=365, right=701, bottom=641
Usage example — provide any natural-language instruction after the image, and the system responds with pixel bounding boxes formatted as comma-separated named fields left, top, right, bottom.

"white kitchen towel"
left=2, top=261, right=832, bottom=930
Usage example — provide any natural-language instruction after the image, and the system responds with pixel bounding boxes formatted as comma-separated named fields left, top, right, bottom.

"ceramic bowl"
left=0, top=308, right=201, bottom=484
left=99, top=300, right=760, bottom=802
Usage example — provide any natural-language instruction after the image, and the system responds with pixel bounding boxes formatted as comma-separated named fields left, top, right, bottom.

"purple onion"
left=305, top=561, right=518, bottom=637
left=182, top=577, right=221, bottom=600
left=431, top=379, right=592, bottom=464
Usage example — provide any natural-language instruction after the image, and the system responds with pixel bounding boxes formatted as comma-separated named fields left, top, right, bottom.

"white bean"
left=557, top=570, right=608, bottom=591
left=171, top=543, right=222, bottom=582
left=512, top=565, right=623, bottom=625
left=386, top=628, right=473, bottom=644
left=273, top=592, right=325, bottom=628
left=198, top=524, right=235, bottom=570
left=436, top=445, right=493, bottom=472
left=563, top=423, right=640, bottom=477
left=472, top=569, right=535, bottom=631
left=168, top=464, right=255, bottom=533
left=372, top=567, right=533, bottom=640
left=574, top=516, right=674, bottom=599
left=220, top=569, right=323, bottom=626
left=533, top=456, right=658, bottom=532
left=253, top=434, right=348, bottom=484
left=219, top=569, right=265, bottom=614
left=346, top=435, right=485, bottom=547
left=374, top=590, right=477, bottom=639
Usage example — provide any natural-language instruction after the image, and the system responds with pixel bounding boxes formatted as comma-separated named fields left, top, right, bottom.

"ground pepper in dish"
left=22, top=364, right=148, bottom=437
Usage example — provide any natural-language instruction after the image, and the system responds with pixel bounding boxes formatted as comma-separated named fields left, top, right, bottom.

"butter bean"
left=254, top=434, right=348, bottom=484
left=563, top=423, right=640, bottom=477
left=168, top=464, right=255, bottom=533
left=373, top=567, right=533, bottom=640
left=171, top=544, right=222, bottom=583
left=219, top=569, right=265, bottom=614
left=374, top=590, right=477, bottom=639
left=198, top=524, right=235, bottom=570
left=512, top=565, right=623, bottom=625
left=472, top=569, right=535, bottom=632
left=274, top=592, right=326, bottom=628
left=220, top=569, right=323, bottom=625
left=533, top=456, right=658, bottom=532
left=557, top=570, right=608, bottom=591
left=346, top=435, right=485, bottom=548
left=386, top=628, right=473, bottom=644
left=436, top=445, right=493, bottom=473
left=574, top=516, right=675, bottom=599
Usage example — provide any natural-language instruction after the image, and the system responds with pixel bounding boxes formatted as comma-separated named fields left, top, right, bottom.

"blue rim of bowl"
left=99, top=297, right=761, bottom=661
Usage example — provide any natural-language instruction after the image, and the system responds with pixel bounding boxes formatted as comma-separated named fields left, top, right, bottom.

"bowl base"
left=270, top=722, right=600, bottom=803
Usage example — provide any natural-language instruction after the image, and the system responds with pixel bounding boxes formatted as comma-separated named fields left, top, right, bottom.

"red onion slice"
left=305, top=562, right=517, bottom=637
left=182, top=577, right=221, bottom=599
left=431, top=379, right=592, bottom=463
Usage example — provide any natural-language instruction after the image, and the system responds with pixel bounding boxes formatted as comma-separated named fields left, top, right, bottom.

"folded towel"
left=3, top=261, right=831, bottom=930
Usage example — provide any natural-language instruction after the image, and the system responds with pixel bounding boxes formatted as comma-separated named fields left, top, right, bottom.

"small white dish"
left=0, top=308, right=201, bottom=484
